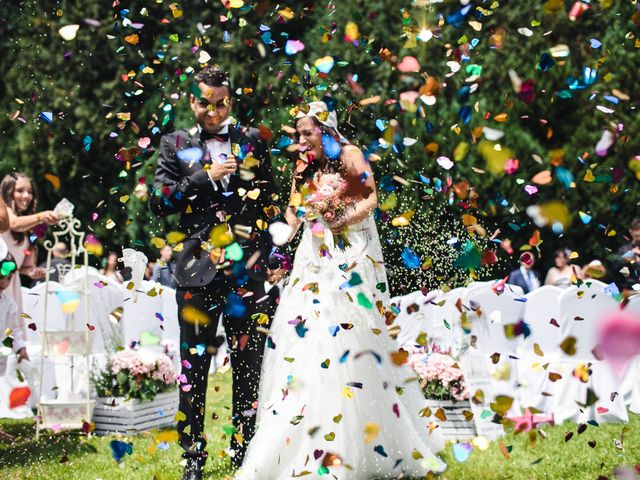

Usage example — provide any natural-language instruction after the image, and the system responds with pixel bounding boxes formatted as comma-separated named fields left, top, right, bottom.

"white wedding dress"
left=236, top=214, right=446, bottom=479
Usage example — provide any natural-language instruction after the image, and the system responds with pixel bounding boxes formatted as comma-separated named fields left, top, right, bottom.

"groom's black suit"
left=150, top=123, right=279, bottom=465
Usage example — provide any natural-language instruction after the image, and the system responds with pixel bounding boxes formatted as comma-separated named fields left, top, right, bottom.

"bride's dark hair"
left=293, top=115, right=349, bottom=185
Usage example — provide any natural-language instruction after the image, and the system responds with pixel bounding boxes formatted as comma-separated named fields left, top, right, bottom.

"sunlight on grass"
left=1, top=371, right=639, bottom=479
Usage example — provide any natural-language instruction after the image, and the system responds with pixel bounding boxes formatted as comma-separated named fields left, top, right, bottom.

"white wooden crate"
left=92, top=389, right=178, bottom=435
left=425, top=399, right=477, bottom=440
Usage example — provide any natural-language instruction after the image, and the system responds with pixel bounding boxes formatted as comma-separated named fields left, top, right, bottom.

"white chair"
left=536, top=281, right=628, bottom=423
left=517, top=286, right=563, bottom=412
left=391, top=289, right=443, bottom=350
left=461, top=284, right=525, bottom=416
left=620, top=294, right=640, bottom=413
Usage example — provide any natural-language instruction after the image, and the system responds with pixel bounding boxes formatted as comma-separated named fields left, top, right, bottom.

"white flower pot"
left=92, top=389, right=178, bottom=435
left=424, top=399, right=477, bottom=440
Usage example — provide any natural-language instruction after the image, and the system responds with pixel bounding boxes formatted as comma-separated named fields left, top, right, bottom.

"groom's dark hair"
left=194, top=66, right=232, bottom=95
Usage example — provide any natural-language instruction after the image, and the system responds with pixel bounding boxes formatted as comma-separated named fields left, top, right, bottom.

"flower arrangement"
left=92, top=348, right=177, bottom=402
left=304, top=172, right=356, bottom=249
left=408, top=352, right=469, bottom=402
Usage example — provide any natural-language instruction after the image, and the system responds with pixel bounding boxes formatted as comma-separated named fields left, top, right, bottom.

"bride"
left=236, top=101, right=446, bottom=479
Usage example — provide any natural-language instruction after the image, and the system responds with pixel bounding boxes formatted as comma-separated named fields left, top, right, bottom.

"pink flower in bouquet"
left=408, top=352, right=468, bottom=401
left=323, top=210, right=336, bottom=222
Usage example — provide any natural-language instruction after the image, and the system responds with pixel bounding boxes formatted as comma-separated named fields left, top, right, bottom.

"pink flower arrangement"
left=93, top=348, right=177, bottom=401
left=408, top=352, right=469, bottom=402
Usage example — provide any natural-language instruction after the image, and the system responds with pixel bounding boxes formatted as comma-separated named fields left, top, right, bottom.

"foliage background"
left=1, top=0, right=638, bottom=294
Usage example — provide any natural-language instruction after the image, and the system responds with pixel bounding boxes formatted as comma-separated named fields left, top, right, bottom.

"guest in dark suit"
left=508, top=251, right=541, bottom=294
left=150, top=67, right=282, bottom=480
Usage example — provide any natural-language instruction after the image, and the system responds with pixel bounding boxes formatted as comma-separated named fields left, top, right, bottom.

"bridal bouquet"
left=408, top=352, right=469, bottom=402
left=92, top=348, right=177, bottom=402
left=305, top=172, right=356, bottom=250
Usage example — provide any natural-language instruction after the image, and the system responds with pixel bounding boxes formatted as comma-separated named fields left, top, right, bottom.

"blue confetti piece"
left=295, top=322, right=309, bottom=338
left=400, top=247, right=421, bottom=269
left=260, top=31, right=273, bottom=45
left=589, top=38, right=602, bottom=49
left=39, top=112, right=53, bottom=124
left=537, top=52, right=555, bottom=72
left=83, top=135, right=92, bottom=151
left=109, top=440, right=133, bottom=463
left=328, top=325, right=339, bottom=337
left=555, top=166, right=574, bottom=189
left=458, top=105, right=472, bottom=124
left=453, top=442, right=473, bottom=462
left=322, top=134, right=342, bottom=161
left=373, top=445, right=388, bottom=457
left=195, top=343, right=206, bottom=356
left=225, top=292, right=247, bottom=319
left=177, top=147, right=203, bottom=163
left=339, top=350, right=350, bottom=363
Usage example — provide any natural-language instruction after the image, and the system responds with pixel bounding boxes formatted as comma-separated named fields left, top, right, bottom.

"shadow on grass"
left=0, top=418, right=99, bottom=468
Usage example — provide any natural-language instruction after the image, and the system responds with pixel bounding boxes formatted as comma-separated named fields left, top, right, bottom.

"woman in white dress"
left=236, top=102, right=446, bottom=479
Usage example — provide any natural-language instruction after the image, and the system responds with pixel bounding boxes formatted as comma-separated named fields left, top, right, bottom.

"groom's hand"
left=267, top=267, right=286, bottom=285
left=208, top=156, right=238, bottom=181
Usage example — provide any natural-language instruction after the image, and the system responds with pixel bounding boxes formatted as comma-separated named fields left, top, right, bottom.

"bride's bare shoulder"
left=341, top=144, right=365, bottom=166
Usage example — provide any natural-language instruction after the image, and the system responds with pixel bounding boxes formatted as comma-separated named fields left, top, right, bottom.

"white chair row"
left=391, top=280, right=640, bottom=424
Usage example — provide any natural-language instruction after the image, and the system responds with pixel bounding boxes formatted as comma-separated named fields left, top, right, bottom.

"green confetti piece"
left=225, top=242, right=244, bottom=261
left=357, top=292, right=373, bottom=309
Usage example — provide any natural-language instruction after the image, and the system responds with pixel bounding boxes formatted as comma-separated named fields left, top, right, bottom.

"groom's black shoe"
left=182, top=456, right=206, bottom=480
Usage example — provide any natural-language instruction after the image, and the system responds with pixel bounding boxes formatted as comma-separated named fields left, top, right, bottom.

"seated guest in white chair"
left=509, top=251, right=541, bottom=294
left=0, top=242, right=28, bottom=367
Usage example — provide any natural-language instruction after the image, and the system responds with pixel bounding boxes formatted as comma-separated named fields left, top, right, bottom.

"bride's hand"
left=327, top=217, right=348, bottom=233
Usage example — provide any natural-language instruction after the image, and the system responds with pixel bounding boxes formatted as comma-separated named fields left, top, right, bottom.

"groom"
left=150, top=66, right=280, bottom=479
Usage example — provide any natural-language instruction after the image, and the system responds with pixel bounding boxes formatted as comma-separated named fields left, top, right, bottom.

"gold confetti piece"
left=167, top=231, right=186, bottom=244
left=124, top=34, right=139, bottom=45
left=44, top=173, right=61, bottom=189
left=490, top=395, right=514, bottom=416
left=363, top=422, right=380, bottom=444
left=105, top=219, right=116, bottom=229
left=533, top=343, right=544, bottom=357
left=209, top=223, right=234, bottom=247
left=333, top=414, right=343, bottom=424
left=119, top=195, right=129, bottom=203
left=324, top=432, right=335, bottom=441
left=434, top=408, right=447, bottom=421
left=246, top=188, right=260, bottom=200
left=390, top=349, right=409, bottom=365
left=342, top=387, right=353, bottom=399
left=181, top=305, right=210, bottom=326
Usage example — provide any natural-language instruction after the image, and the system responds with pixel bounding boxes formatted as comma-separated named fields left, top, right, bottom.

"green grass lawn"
left=1, top=371, right=639, bottom=479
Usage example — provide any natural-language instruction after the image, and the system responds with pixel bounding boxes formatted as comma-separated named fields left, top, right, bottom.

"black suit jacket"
left=508, top=268, right=541, bottom=294
left=150, top=123, right=277, bottom=288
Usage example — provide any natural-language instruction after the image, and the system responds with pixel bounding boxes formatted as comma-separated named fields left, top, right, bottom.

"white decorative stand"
left=425, top=399, right=477, bottom=440
left=92, top=389, right=178, bottom=435
left=36, top=216, right=94, bottom=438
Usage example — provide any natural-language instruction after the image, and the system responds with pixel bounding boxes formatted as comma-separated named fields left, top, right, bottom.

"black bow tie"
left=200, top=130, right=230, bottom=142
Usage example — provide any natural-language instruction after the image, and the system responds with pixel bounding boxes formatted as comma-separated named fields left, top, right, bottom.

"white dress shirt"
left=200, top=122, right=232, bottom=191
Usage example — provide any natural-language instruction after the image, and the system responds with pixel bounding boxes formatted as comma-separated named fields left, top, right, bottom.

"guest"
left=151, top=245, right=177, bottom=288
left=508, top=251, right=541, bottom=294
left=0, top=244, right=28, bottom=377
left=144, top=261, right=155, bottom=281
left=0, top=197, right=8, bottom=232
left=545, top=249, right=581, bottom=287
left=36, top=242, right=71, bottom=283
left=613, top=218, right=640, bottom=290
left=0, top=173, right=59, bottom=323
left=100, top=251, right=124, bottom=283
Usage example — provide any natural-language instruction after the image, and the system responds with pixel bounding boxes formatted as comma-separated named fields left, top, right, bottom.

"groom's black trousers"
left=176, top=275, right=278, bottom=466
